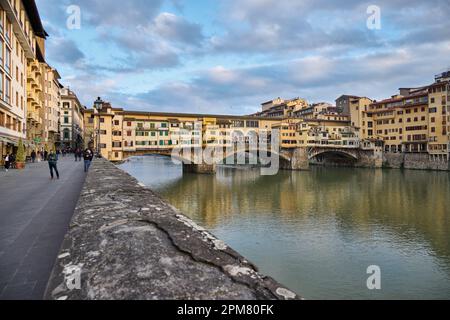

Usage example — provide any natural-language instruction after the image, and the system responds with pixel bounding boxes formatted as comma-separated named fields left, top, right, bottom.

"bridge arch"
left=308, top=149, right=359, bottom=167
left=309, top=150, right=358, bottom=161
left=211, top=148, right=291, bottom=166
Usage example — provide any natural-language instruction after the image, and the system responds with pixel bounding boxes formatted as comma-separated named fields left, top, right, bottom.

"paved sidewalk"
left=0, top=157, right=86, bottom=300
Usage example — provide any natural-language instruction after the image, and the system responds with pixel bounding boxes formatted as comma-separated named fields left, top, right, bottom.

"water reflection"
left=120, top=156, right=450, bottom=299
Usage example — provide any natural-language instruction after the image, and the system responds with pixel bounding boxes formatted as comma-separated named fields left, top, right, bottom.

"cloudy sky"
left=35, top=0, right=450, bottom=114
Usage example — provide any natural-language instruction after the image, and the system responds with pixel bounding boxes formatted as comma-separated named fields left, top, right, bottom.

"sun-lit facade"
left=356, top=72, right=450, bottom=160
left=0, top=0, right=43, bottom=160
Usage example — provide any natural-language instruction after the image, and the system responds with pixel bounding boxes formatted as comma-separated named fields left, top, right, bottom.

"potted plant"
left=16, top=138, right=26, bottom=170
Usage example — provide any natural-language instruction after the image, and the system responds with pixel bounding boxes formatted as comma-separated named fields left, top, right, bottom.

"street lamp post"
left=93, top=97, right=104, bottom=158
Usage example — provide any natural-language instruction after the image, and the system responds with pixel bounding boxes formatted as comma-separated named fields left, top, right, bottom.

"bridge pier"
left=183, top=163, right=217, bottom=174
left=281, top=148, right=310, bottom=170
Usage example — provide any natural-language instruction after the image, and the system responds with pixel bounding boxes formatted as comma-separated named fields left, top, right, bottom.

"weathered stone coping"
left=45, top=158, right=300, bottom=300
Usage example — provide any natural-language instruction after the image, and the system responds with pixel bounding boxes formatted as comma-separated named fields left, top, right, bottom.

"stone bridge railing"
left=45, top=159, right=300, bottom=300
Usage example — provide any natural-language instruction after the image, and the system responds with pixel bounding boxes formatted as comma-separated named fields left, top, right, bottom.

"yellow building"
left=427, top=80, right=449, bottom=159
left=348, top=97, right=373, bottom=139
left=0, top=0, right=45, bottom=161
left=359, top=75, right=449, bottom=159
left=43, top=67, right=62, bottom=150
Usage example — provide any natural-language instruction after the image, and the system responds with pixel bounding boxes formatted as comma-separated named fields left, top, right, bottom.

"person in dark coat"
left=83, top=149, right=94, bottom=172
left=48, top=152, right=60, bottom=180
left=9, top=154, right=16, bottom=169
left=31, top=151, right=37, bottom=163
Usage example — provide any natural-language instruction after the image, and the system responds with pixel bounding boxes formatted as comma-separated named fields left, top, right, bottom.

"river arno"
left=119, top=156, right=450, bottom=300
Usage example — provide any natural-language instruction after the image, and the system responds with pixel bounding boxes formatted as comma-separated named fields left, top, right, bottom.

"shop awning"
left=0, top=136, right=34, bottom=147
left=3, top=137, right=19, bottom=146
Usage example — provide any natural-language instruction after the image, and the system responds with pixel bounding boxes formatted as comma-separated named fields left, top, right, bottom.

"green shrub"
left=17, top=138, right=26, bottom=162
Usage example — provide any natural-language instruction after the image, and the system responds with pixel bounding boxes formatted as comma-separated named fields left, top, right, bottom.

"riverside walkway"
left=0, top=157, right=86, bottom=300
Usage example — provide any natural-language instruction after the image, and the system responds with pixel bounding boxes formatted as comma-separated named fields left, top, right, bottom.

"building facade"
left=60, top=87, right=84, bottom=150
left=355, top=73, right=450, bottom=160
left=0, top=0, right=44, bottom=161
left=255, top=97, right=309, bottom=118
left=0, top=0, right=71, bottom=163
left=43, top=67, right=61, bottom=150
left=336, top=95, right=360, bottom=115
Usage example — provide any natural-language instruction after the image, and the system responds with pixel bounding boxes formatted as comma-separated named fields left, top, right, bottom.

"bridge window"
left=246, top=120, right=259, bottom=128
left=232, top=120, right=245, bottom=128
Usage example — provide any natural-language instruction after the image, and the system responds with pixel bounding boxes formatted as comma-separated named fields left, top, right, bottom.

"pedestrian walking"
left=83, top=148, right=94, bottom=172
left=4, top=154, right=10, bottom=172
left=10, top=154, right=16, bottom=169
left=31, top=150, right=37, bottom=163
left=48, top=151, right=60, bottom=180
left=44, top=150, right=48, bottom=161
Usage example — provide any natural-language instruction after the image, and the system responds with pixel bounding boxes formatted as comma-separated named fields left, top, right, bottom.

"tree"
left=17, top=138, right=26, bottom=162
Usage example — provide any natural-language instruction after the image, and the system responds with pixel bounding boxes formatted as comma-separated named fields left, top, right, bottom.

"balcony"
left=30, top=61, right=40, bottom=71
left=27, top=110, right=42, bottom=124
left=27, top=72, right=35, bottom=82
left=27, top=91, right=37, bottom=103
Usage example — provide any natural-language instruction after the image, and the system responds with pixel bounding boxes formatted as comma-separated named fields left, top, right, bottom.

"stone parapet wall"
left=45, top=159, right=299, bottom=300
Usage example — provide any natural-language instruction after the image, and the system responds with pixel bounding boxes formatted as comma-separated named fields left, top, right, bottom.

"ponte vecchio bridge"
left=84, top=106, right=382, bottom=174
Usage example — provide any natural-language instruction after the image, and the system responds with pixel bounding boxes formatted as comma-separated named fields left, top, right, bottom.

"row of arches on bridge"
left=127, top=148, right=359, bottom=166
